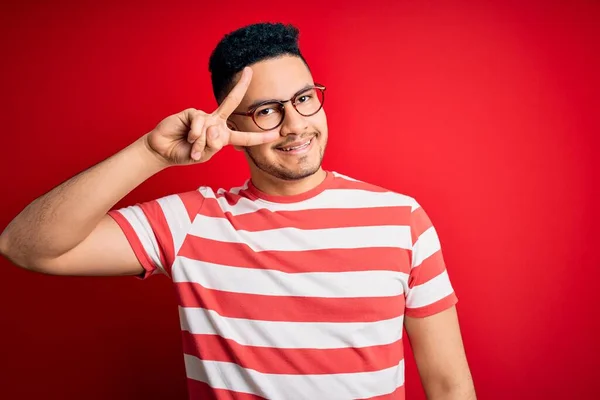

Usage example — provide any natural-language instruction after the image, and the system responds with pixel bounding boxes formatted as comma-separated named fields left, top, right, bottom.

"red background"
left=1, top=1, right=598, bottom=399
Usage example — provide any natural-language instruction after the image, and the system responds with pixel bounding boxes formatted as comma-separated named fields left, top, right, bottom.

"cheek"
left=248, top=141, right=277, bottom=159
left=237, top=118, right=261, bottom=132
left=313, top=112, right=328, bottom=133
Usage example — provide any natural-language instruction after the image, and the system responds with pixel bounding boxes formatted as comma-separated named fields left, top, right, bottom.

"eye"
left=297, top=94, right=312, bottom=103
left=257, top=107, right=276, bottom=116
left=255, top=104, right=283, bottom=118
left=254, top=102, right=283, bottom=118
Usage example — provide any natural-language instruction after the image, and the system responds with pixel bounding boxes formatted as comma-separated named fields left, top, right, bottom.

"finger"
left=227, top=129, right=280, bottom=147
left=190, top=123, right=207, bottom=161
left=214, top=67, right=253, bottom=120
left=177, top=108, right=196, bottom=129
left=203, top=125, right=224, bottom=160
left=187, top=111, right=207, bottom=144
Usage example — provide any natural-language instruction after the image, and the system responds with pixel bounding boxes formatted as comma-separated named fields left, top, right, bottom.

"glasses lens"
left=253, top=103, right=284, bottom=130
left=295, top=87, right=324, bottom=116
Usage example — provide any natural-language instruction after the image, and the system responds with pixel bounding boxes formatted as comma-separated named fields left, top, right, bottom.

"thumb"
left=206, top=126, right=225, bottom=152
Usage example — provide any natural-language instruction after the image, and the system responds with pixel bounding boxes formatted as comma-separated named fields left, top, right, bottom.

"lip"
left=275, top=137, right=315, bottom=155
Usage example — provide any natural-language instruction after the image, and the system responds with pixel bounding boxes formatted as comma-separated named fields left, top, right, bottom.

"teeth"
left=281, top=139, right=311, bottom=151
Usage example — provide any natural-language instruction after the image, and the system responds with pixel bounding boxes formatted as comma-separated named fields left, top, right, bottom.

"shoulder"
left=329, top=171, right=421, bottom=211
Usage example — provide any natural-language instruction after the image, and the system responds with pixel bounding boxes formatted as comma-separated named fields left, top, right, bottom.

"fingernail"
left=191, top=152, right=200, bottom=160
left=209, top=130, right=219, bottom=139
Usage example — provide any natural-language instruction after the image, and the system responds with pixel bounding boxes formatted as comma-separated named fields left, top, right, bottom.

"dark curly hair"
left=208, top=22, right=310, bottom=103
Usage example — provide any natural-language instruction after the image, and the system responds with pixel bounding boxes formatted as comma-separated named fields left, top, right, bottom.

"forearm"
left=0, top=136, right=167, bottom=266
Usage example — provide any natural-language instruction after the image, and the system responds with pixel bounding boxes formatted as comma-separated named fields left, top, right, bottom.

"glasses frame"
left=231, top=84, right=326, bottom=131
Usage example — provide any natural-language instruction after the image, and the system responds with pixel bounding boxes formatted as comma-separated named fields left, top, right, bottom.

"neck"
left=250, top=168, right=327, bottom=197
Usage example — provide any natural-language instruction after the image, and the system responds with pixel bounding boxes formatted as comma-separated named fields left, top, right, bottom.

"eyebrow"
left=246, top=83, right=315, bottom=111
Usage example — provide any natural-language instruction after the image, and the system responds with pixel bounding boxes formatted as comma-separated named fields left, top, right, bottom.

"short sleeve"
left=405, top=200, right=458, bottom=318
left=108, top=189, right=206, bottom=280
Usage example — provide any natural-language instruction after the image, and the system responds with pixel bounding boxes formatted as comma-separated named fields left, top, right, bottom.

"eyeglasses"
left=231, top=84, right=326, bottom=131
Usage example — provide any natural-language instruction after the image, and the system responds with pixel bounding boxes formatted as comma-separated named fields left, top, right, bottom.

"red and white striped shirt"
left=109, top=170, right=458, bottom=399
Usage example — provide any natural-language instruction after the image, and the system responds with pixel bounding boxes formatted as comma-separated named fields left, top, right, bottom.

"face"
left=227, top=55, right=328, bottom=181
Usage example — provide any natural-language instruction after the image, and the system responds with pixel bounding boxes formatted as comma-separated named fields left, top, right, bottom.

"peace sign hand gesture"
left=144, top=67, right=277, bottom=166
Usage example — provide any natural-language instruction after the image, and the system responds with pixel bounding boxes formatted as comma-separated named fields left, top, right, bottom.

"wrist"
left=135, top=134, right=171, bottom=173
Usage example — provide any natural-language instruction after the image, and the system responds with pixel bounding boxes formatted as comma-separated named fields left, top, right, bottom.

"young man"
left=0, top=23, right=475, bottom=399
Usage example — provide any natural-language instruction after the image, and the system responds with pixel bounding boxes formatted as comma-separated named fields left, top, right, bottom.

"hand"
left=143, top=67, right=278, bottom=166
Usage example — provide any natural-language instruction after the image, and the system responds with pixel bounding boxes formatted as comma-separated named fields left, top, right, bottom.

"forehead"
left=238, top=55, right=314, bottom=106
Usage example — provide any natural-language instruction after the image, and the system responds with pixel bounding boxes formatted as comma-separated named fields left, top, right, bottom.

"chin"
left=245, top=144, right=325, bottom=182
left=273, top=164, right=322, bottom=181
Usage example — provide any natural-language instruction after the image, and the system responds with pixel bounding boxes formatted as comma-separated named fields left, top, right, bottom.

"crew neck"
left=246, top=170, right=334, bottom=204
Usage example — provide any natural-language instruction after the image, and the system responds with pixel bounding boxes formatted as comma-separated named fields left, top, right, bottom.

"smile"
left=279, top=138, right=312, bottom=152
left=276, top=137, right=314, bottom=155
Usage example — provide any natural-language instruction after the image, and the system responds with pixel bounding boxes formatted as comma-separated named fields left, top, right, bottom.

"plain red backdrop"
left=0, top=0, right=598, bottom=399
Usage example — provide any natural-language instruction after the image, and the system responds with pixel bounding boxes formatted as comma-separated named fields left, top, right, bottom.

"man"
left=0, top=22, right=476, bottom=399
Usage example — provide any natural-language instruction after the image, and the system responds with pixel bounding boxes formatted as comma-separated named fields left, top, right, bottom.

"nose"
left=278, top=102, right=309, bottom=137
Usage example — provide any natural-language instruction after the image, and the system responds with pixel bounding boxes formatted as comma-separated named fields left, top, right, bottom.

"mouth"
left=275, top=137, right=315, bottom=154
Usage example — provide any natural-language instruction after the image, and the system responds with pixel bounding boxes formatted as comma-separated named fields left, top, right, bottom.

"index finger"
left=227, top=129, right=280, bottom=147
left=214, top=67, right=253, bottom=120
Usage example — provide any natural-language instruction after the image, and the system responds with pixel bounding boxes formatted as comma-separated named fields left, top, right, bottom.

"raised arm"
left=0, top=138, right=167, bottom=276
left=0, top=67, right=278, bottom=276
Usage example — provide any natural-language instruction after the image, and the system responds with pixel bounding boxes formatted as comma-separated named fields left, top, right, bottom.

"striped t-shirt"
left=108, top=170, right=458, bottom=400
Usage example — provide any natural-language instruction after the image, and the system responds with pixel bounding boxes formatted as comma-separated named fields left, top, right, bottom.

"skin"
left=0, top=54, right=476, bottom=399
left=405, top=307, right=477, bottom=399
left=0, top=64, right=278, bottom=276
left=227, top=55, right=328, bottom=196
